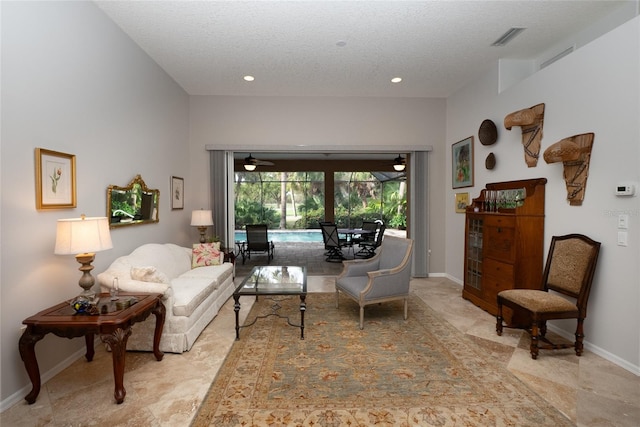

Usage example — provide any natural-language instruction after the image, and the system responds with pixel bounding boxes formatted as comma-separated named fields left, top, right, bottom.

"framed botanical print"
left=171, top=176, right=184, bottom=209
left=452, top=136, right=474, bottom=189
left=35, top=148, right=76, bottom=209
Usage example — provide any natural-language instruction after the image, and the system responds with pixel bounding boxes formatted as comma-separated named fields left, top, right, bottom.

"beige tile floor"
left=2, top=276, right=639, bottom=426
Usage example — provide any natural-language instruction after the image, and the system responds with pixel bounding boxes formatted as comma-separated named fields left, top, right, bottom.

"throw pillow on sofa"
left=130, top=266, right=170, bottom=284
left=192, top=242, right=222, bottom=268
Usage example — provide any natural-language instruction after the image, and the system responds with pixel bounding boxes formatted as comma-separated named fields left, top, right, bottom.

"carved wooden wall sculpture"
left=504, top=103, right=545, bottom=167
left=543, top=132, right=594, bottom=206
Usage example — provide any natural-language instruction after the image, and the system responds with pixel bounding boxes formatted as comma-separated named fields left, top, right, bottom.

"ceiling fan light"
left=393, top=155, right=406, bottom=171
left=244, top=154, right=257, bottom=171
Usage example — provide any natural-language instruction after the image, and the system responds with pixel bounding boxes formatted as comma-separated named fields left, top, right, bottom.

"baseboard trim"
left=1, top=342, right=92, bottom=413
left=546, top=324, right=640, bottom=376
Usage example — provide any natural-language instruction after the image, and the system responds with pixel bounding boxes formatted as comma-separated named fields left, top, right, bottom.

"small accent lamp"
left=191, top=209, right=213, bottom=243
left=393, top=155, right=406, bottom=171
left=54, top=215, right=113, bottom=307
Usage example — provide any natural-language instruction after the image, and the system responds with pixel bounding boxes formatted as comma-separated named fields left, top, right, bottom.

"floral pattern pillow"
left=192, top=242, right=222, bottom=268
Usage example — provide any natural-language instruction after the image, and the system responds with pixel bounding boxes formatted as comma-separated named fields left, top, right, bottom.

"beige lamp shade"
left=191, top=210, right=213, bottom=227
left=54, top=216, right=113, bottom=255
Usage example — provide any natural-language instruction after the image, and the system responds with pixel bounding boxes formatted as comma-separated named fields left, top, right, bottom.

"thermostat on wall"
left=615, top=182, right=636, bottom=196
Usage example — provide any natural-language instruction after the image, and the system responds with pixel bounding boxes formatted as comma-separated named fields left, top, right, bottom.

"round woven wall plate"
left=485, top=152, right=496, bottom=170
left=479, top=119, right=497, bottom=146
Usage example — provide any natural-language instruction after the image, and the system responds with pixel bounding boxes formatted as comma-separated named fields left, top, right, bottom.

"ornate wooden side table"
left=19, top=293, right=165, bottom=404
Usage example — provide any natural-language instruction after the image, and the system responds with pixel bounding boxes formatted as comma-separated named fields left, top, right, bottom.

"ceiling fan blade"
left=243, top=154, right=274, bottom=169
left=255, top=159, right=274, bottom=166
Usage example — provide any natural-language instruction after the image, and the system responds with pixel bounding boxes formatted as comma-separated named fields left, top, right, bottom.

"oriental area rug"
left=192, top=293, right=572, bottom=426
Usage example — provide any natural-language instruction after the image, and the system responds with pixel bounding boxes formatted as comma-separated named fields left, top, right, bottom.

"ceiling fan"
left=243, top=154, right=274, bottom=171
left=392, top=154, right=406, bottom=171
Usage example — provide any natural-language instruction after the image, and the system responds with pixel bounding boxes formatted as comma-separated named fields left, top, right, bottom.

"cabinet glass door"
left=466, top=218, right=483, bottom=291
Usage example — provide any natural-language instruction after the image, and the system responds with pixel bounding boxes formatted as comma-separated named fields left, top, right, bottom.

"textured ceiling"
left=95, top=1, right=630, bottom=98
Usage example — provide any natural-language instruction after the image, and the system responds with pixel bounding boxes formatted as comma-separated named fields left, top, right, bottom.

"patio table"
left=338, top=228, right=375, bottom=257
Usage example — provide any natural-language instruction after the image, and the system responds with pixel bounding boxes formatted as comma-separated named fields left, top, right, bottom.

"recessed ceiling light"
left=336, top=40, right=347, bottom=47
left=391, top=77, right=402, bottom=83
left=243, top=75, right=255, bottom=82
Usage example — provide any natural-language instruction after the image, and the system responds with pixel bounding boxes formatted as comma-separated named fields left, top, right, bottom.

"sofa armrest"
left=119, top=279, right=170, bottom=295
left=98, top=271, right=170, bottom=295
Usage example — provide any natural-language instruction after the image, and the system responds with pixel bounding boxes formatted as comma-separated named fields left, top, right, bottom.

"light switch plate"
left=618, top=214, right=629, bottom=229
left=617, top=231, right=628, bottom=246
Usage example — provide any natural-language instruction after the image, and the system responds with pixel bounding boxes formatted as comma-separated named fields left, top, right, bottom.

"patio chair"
left=318, top=221, right=333, bottom=254
left=242, top=224, right=275, bottom=264
left=320, top=223, right=348, bottom=262
left=352, top=220, right=378, bottom=246
left=355, top=222, right=386, bottom=258
left=336, top=236, right=414, bottom=329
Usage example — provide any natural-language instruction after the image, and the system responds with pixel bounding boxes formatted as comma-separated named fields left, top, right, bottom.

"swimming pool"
left=235, top=230, right=322, bottom=243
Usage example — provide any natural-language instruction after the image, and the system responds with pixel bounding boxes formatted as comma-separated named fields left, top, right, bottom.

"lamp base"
left=72, top=253, right=99, bottom=314
left=197, top=226, right=207, bottom=243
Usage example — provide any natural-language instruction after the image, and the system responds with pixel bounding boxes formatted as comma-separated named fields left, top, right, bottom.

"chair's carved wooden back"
left=543, top=234, right=601, bottom=316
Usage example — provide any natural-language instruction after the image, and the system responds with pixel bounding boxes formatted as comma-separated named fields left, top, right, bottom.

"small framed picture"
left=171, top=176, right=184, bottom=210
left=452, top=136, right=474, bottom=189
left=35, top=148, right=76, bottom=209
left=455, top=192, right=470, bottom=213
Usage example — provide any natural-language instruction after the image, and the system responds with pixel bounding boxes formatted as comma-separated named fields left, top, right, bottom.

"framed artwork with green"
left=452, top=136, right=474, bottom=189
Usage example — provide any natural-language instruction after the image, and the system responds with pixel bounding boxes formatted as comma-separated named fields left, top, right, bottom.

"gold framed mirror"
left=107, top=175, right=159, bottom=228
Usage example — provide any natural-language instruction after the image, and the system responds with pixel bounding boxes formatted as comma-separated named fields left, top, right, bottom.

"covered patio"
left=209, top=149, right=430, bottom=277
left=234, top=229, right=407, bottom=278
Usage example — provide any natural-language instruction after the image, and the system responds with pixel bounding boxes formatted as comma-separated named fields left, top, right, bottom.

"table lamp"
left=54, top=215, right=113, bottom=307
left=191, top=209, right=213, bottom=243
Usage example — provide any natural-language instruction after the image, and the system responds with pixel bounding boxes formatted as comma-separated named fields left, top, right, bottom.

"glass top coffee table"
left=233, top=265, right=307, bottom=340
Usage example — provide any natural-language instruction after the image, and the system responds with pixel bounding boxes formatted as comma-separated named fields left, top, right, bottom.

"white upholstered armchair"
left=335, top=236, right=414, bottom=329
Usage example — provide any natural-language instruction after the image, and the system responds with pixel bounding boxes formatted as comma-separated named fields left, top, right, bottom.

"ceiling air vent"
left=540, top=46, right=575, bottom=69
left=491, top=27, right=526, bottom=47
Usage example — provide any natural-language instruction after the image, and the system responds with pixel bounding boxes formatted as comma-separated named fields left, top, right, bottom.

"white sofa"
left=97, top=243, right=235, bottom=353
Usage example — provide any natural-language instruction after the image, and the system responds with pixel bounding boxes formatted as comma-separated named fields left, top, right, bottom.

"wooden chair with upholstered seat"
left=496, top=233, right=600, bottom=359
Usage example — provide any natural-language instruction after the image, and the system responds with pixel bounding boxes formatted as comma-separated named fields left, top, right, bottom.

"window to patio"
left=234, top=171, right=325, bottom=229
left=212, top=150, right=430, bottom=277
left=233, top=170, right=406, bottom=230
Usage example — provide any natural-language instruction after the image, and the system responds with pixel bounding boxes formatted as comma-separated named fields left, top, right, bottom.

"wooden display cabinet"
left=462, top=178, right=547, bottom=324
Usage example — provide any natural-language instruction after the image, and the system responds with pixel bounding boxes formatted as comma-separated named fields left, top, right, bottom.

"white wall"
left=188, top=95, right=449, bottom=272
left=1, top=2, right=190, bottom=406
left=446, top=17, right=640, bottom=373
